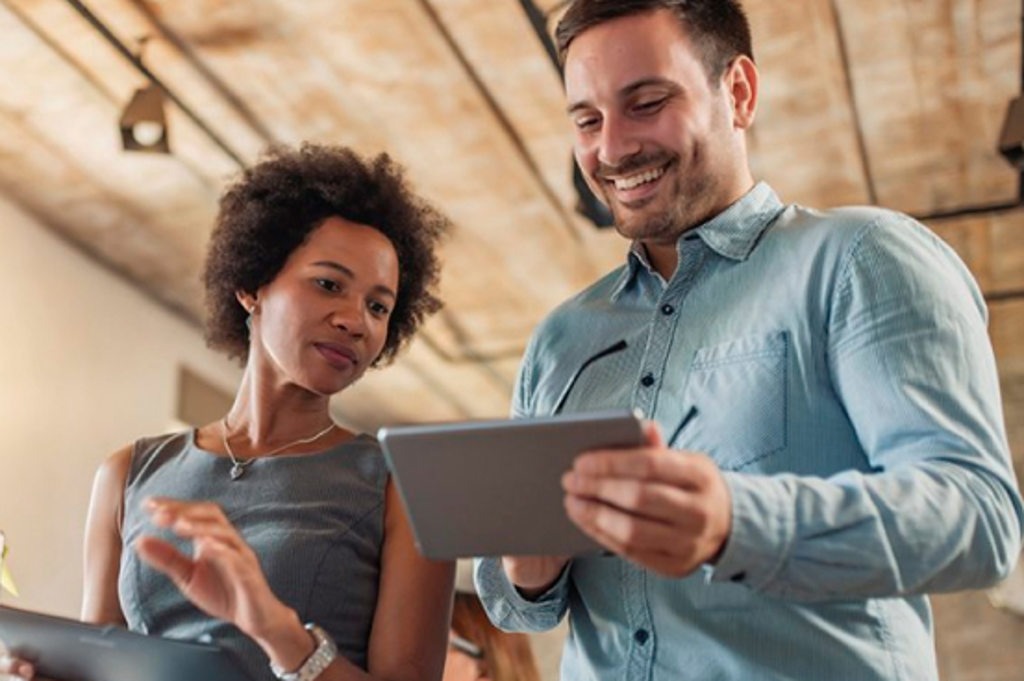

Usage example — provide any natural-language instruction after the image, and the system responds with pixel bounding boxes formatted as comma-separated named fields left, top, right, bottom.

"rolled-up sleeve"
left=473, top=557, right=571, bottom=632
left=711, top=216, right=1024, bottom=600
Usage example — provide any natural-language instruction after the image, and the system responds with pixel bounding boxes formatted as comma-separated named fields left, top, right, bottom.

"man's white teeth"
left=613, top=166, right=666, bottom=190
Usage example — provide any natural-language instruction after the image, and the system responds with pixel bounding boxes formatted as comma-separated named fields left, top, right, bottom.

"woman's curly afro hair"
left=203, top=143, right=449, bottom=366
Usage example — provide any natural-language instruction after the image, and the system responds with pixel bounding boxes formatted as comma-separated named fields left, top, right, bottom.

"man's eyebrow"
left=312, top=261, right=396, bottom=299
left=567, top=99, right=594, bottom=115
left=620, top=77, right=681, bottom=98
left=567, top=78, right=682, bottom=114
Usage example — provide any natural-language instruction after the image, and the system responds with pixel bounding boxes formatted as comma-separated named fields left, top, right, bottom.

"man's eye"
left=634, top=98, right=666, bottom=113
left=315, top=278, right=340, bottom=292
left=575, top=116, right=600, bottom=131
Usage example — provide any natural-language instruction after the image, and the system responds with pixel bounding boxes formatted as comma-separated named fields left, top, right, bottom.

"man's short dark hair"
left=203, top=143, right=449, bottom=367
left=555, top=0, right=753, bottom=82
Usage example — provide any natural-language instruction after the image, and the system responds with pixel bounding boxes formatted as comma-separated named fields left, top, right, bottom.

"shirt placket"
left=630, top=240, right=707, bottom=418
left=623, top=239, right=707, bottom=680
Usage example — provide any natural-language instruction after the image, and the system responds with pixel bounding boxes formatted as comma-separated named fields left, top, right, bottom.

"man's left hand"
left=562, top=421, right=732, bottom=577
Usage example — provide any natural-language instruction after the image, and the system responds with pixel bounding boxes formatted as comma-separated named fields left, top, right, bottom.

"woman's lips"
left=314, top=343, right=358, bottom=370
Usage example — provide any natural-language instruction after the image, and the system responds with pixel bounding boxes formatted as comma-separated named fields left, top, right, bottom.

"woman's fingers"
left=144, top=498, right=229, bottom=526
left=142, top=498, right=247, bottom=551
left=0, top=653, right=35, bottom=679
left=165, top=518, right=247, bottom=551
left=134, top=535, right=196, bottom=587
left=136, top=496, right=281, bottom=632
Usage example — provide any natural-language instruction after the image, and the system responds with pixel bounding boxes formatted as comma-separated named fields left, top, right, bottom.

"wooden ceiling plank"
left=142, top=0, right=606, bottom=350
left=928, top=209, right=1024, bottom=297
left=73, top=0, right=273, bottom=166
left=742, top=0, right=872, bottom=208
left=0, top=3, right=232, bottom=318
left=834, top=0, right=1019, bottom=215
left=0, top=106, right=204, bottom=320
left=0, top=0, right=236, bottom=248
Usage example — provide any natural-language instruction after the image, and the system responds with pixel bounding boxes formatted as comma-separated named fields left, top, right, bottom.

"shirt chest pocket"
left=682, top=331, right=787, bottom=472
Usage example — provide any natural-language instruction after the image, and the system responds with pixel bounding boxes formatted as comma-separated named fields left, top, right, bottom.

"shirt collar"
left=609, top=182, right=784, bottom=300
left=693, top=182, right=784, bottom=261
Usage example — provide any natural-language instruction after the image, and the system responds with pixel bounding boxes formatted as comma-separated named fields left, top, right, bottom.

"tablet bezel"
left=0, top=605, right=250, bottom=681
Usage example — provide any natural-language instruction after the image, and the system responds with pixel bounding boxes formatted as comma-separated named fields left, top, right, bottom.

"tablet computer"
left=378, top=409, right=644, bottom=559
left=0, top=605, right=251, bottom=681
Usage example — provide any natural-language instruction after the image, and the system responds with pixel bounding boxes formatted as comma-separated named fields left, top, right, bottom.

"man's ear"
left=725, top=55, right=758, bottom=130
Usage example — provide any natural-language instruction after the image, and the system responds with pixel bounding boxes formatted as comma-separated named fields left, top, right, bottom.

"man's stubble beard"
left=610, top=159, right=717, bottom=246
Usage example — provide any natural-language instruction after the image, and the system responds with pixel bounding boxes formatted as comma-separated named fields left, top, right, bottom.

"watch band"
left=270, top=623, right=338, bottom=681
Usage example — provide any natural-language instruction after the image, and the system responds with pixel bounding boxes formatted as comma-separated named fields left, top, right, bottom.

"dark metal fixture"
left=518, top=0, right=613, bottom=228
left=995, top=0, right=1024, bottom=206
left=119, top=83, right=169, bottom=153
left=572, top=160, right=613, bottom=227
left=65, top=0, right=248, bottom=168
left=998, top=96, right=1024, bottom=171
left=417, top=0, right=585, bottom=242
left=921, top=0, right=1023, bottom=214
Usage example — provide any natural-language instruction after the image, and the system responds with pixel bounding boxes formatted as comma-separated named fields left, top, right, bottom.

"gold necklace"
left=221, top=417, right=337, bottom=481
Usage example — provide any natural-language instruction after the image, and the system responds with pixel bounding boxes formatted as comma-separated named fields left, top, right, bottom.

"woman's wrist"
left=248, top=604, right=316, bottom=672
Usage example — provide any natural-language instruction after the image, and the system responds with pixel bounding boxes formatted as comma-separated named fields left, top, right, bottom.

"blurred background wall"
left=0, top=194, right=240, bottom=616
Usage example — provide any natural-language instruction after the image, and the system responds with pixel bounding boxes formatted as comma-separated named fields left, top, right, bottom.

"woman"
left=2, top=143, right=454, bottom=681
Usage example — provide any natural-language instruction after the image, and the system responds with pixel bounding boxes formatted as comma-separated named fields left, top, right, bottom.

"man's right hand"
left=501, top=556, right=570, bottom=599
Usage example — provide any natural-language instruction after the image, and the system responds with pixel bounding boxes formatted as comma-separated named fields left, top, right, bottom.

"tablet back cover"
left=379, top=410, right=643, bottom=559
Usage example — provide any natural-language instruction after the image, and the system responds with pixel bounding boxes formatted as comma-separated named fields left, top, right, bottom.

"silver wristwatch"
left=270, top=623, right=338, bottom=681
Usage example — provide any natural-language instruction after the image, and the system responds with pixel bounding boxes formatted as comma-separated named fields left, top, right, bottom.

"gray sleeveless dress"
left=118, top=430, right=386, bottom=681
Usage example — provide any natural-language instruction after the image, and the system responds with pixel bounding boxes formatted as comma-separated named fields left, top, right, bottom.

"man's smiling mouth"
left=609, top=162, right=670, bottom=191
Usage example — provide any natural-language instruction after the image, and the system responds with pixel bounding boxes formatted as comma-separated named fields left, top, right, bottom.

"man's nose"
left=597, top=114, right=642, bottom=169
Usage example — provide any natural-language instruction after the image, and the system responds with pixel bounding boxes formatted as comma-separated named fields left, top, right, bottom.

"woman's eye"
left=315, top=278, right=340, bottom=293
left=369, top=301, right=391, bottom=317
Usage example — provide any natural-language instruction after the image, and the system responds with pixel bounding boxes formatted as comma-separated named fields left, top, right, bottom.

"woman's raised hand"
left=135, top=497, right=296, bottom=642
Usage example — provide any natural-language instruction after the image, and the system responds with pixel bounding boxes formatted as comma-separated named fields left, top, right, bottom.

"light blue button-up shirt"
left=476, top=183, right=1023, bottom=680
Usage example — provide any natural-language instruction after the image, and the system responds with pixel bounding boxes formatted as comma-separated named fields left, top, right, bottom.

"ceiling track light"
left=64, top=0, right=247, bottom=168
left=119, top=83, right=170, bottom=154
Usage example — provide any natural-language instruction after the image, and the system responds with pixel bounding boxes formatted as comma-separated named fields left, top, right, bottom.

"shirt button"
left=640, top=373, right=655, bottom=387
left=634, top=628, right=650, bottom=645
left=661, top=304, right=675, bottom=315
left=729, top=571, right=747, bottom=583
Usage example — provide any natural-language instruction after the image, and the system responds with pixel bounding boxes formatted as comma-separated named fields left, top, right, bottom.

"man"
left=474, top=1, right=1024, bottom=679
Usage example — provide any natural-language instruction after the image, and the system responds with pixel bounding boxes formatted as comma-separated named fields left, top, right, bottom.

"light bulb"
left=131, top=121, right=164, bottom=147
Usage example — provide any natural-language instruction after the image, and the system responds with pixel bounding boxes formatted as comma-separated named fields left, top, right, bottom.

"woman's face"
left=245, top=215, right=399, bottom=396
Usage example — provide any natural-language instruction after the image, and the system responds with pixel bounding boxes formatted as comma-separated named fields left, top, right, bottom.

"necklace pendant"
left=230, top=463, right=245, bottom=480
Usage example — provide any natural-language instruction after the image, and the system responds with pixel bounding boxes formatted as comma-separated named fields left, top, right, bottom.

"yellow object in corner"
left=0, top=531, right=19, bottom=598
